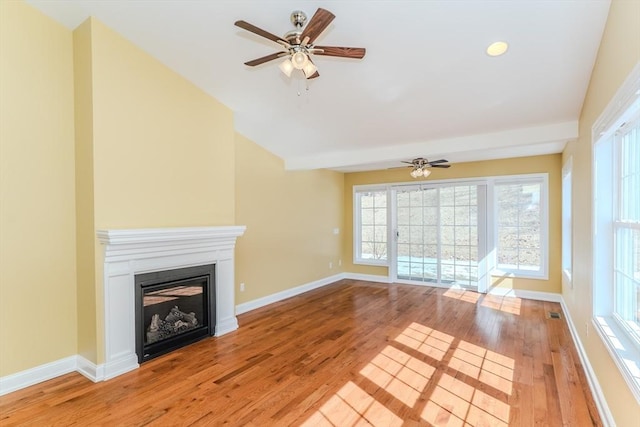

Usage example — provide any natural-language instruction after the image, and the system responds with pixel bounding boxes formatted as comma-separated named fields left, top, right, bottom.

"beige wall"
left=235, top=133, right=344, bottom=304
left=562, top=0, right=640, bottom=424
left=343, top=154, right=563, bottom=294
left=72, top=18, right=236, bottom=363
left=0, top=1, right=77, bottom=376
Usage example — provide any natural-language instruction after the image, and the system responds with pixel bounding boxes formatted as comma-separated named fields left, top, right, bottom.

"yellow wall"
left=235, top=133, right=344, bottom=304
left=0, top=1, right=77, bottom=376
left=343, top=154, right=562, bottom=294
left=562, top=0, right=640, bottom=423
left=72, top=18, right=236, bottom=363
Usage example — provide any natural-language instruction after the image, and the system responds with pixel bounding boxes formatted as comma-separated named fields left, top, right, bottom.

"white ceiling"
left=27, top=0, right=611, bottom=172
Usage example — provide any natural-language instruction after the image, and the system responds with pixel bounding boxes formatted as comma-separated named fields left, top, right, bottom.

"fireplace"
left=95, top=226, right=245, bottom=381
left=135, top=264, right=215, bottom=363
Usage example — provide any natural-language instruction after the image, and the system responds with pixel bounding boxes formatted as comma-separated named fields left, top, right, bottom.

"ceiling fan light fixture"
left=410, top=168, right=423, bottom=178
left=422, top=168, right=431, bottom=178
left=279, top=58, right=294, bottom=77
left=302, top=61, right=317, bottom=78
left=291, top=51, right=309, bottom=69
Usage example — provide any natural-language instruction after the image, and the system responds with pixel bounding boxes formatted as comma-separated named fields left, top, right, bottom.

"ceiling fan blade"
left=313, top=46, right=366, bottom=59
left=244, top=52, right=287, bottom=67
left=428, top=159, right=449, bottom=164
left=430, top=164, right=451, bottom=168
left=307, top=71, right=320, bottom=79
left=235, top=20, right=288, bottom=45
left=300, top=8, right=335, bottom=44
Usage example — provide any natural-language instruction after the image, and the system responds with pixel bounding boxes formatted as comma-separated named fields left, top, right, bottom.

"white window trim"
left=591, top=61, right=640, bottom=403
left=353, top=185, right=389, bottom=266
left=492, top=173, right=550, bottom=280
left=562, top=156, right=573, bottom=288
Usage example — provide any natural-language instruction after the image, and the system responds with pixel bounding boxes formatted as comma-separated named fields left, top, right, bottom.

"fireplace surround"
left=97, top=226, right=245, bottom=380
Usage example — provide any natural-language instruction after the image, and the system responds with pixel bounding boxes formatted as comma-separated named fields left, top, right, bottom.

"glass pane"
left=620, top=126, right=640, bottom=222
left=374, top=226, right=387, bottom=242
left=440, top=187, right=454, bottom=206
left=423, top=207, right=438, bottom=225
left=398, top=225, right=410, bottom=244
left=397, top=243, right=410, bottom=258
left=423, top=226, right=438, bottom=244
left=397, top=191, right=410, bottom=207
left=374, top=192, right=387, bottom=208
left=361, top=209, right=374, bottom=225
left=374, top=208, right=387, bottom=224
left=410, top=228, right=423, bottom=245
left=455, top=186, right=471, bottom=206
left=441, top=226, right=455, bottom=245
left=398, top=207, right=410, bottom=225
left=423, top=188, right=438, bottom=206
left=615, top=227, right=640, bottom=331
left=441, top=207, right=454, bottom=225
left=424, top=244, right=438, bottom=259
left=410, top=206, right=423, bottom=224
left=455, top=226, right=470, bottom=246
left=360, top=193, right=373, bottom=208
left=454, top=206, right=470, bottom=225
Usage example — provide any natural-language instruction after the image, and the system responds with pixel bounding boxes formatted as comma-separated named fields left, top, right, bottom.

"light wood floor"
left=0, top=280, right=601, bottom=426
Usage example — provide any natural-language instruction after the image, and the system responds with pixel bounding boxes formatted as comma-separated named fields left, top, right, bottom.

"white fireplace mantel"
left=97, top=226, right=245, bottom=380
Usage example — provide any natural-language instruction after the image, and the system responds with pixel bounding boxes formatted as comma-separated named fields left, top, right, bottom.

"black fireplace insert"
left=135, top=264, right=215, bottom=363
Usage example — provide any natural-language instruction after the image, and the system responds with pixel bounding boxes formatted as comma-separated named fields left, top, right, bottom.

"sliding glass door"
left=392, top=183, right=487, bottom=291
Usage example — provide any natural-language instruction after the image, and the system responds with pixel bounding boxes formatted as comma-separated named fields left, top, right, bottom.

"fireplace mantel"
left=97, top=226, right=245, bottom=380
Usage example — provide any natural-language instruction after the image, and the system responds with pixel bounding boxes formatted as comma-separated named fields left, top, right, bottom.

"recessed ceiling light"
left=487, top=41, right=509, bottom=57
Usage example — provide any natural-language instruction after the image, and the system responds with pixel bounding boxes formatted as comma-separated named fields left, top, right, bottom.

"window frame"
left=492, top=174, right=549, bottom=280
left=353, top=185, right=390, bottom=266
left=591, top=61, right=640, bottom=403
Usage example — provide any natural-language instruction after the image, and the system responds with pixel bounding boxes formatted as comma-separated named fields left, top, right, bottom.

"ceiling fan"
left=402, top=158, right=451, bottom=178
left=234, top=8, right=366, bottom=79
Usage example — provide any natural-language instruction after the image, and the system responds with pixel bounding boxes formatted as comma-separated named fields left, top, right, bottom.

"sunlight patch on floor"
left=447, top=340, right=515, bottom=395
left=359, top=345, right=435, bottom=407
left=303, top=322, right=515, bottom=426
left=394, top=322, right=454, bottom=361
left=421, top=373, right=510, bottom=426
left=443, top=288, right=481, bottom=304
left=480, top=295, right=522, bottom=315
left=301, top=381, right=403, bottom=427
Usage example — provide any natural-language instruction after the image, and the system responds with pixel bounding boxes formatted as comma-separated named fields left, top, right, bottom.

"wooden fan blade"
left=235, top=20, right=287, bottom=45
left=300, top=8, right=335, bottom=44
left=244, top=52, right=287, bottom=67
left=314, top=46, right=366, bottom=59
left=428, top=159, right=449, bottom=164
left=430, top=164, right=451, bottom=168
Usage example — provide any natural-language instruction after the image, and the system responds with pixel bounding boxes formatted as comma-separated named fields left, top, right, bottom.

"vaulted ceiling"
left=27, top=0, right=611, bottom=172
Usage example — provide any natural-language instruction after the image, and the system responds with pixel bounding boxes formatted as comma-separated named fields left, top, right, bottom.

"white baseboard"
left=235, top=273, right=346, bottom=315
left=76, top=356, right=104, bottom=382
left=560, top=299, right=615, bottom=427
left=342, top=273, right=393, bottom=283
left=0, top=355, right=78, bottom=396
left=487, top=286, right=562, bottom=302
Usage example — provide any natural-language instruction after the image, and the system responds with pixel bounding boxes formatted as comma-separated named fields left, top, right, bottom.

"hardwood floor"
left=0, top=280, right=601, bottom=426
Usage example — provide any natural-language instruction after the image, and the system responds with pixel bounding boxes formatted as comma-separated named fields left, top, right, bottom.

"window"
left=615, top=119, right=640, bottom=340
left=593, top=63, right=640, bottom=401
left=494, top=175, right=548, bottom=279
left=562, top=157, right=573, bottom=286
left=354, top=188, right=388, bottom=265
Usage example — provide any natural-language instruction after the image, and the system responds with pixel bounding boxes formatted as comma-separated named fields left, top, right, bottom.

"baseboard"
left=235, top=273, right=346, bottom=315
left=342, top=272, right=393, bottom=283
left=559, top=299, right=615, bottom=427
left=0, top=355, right=77, bottom=396
left=487, top=286, right=562, bottom=302
left=76, top=356, right=104, bottom=382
